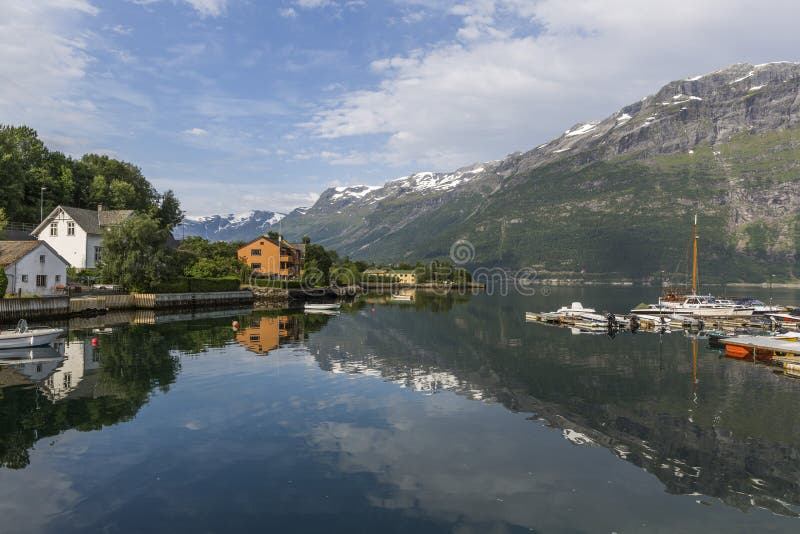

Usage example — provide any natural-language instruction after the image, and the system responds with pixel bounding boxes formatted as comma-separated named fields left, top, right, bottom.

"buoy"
left=371, top=307, right=376, bottom=313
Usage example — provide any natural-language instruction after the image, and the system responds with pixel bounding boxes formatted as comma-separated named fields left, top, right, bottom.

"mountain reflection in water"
left=1, top=287, right=799, bottom=532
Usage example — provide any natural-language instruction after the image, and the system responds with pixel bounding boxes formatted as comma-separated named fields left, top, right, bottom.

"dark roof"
left=0, top=241, right=40, bottom=266
left=0, top=241, right=71, bottom=268
left=33, top=206, right=135, bottom=236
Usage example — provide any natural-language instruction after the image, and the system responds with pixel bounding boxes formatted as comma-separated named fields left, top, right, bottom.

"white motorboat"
left=391, top=294, right=414, bottom=302
left=0, top=320, right=65, bottom=351
left=733, top=297, right=783, bottom=314
left=304, top=303, right=341, bottom=311
left=553, top=302, right=626, bottom=324
left=632, top=295, right=753, bottom=318
left=304, top=309, right=340, bottom=316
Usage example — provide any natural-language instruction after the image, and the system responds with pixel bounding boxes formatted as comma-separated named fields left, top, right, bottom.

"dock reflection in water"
left=0, top=288, right=799, bottom=532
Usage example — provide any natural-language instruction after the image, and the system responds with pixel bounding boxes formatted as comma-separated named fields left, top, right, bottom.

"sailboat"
left=631, top=216, right=753, bottom=318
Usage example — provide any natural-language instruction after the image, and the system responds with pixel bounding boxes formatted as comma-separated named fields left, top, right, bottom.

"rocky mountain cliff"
left=193, top=63, right=800, bottom=280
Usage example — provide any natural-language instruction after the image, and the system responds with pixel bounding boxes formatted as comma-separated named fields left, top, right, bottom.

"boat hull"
left=304, top=303, right=341, bottom=311
left=0, top=328, right=65, bottom=351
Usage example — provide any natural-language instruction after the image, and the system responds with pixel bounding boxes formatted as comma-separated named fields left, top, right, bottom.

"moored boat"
left=304, top=303, right=341, bottom=311
left=0, top=320, right=65, bottom=351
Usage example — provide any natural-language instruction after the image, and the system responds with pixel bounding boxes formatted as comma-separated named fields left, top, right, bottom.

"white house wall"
left=3, top=243, right=68, bottom=296
left=35, top=208, right=91, bottom=269
left=85, top=234, right=104, bottom=269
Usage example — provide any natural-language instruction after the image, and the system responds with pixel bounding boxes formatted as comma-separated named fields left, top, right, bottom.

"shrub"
left=151, top=277, right=240, bottom=293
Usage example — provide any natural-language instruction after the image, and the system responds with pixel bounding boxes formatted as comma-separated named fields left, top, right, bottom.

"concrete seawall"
left=0, top=291, right=254, bottom=322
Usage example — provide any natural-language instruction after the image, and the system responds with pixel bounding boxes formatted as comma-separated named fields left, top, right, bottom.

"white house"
left=0, top=241, right=70, bottom=296
left=32, top=205, right=134, bottom=269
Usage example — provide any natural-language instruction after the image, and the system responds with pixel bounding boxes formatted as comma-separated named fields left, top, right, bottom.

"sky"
left=2, top=0, right=799, bottom=217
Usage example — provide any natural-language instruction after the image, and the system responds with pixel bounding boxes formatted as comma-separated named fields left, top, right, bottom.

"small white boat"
left=0, top=320, right=65, bottom=351
left=304, top=309, right=340, bottom=316
left=304, top=303, right=341, bottom=311
left=391, top=294, right=413, bottom=302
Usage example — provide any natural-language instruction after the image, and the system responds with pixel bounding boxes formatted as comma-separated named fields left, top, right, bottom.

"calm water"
left=2, top=287, right=800, bottom=533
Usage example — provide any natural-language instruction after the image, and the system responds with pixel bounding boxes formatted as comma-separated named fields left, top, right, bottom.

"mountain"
left=278, top=62, right=800, bottom=281
left=177, top=210, right=288, bottom=242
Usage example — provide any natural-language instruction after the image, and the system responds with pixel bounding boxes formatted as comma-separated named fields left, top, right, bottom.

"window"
left=94, top=246, right=103, bottom=263
left=39, top=254, right=46, bottom=264
left=251, top=262, right=262, bottom=270
left=249, top=335, right=260, bottom=342
left=36, top=275, right=47, bottom=287
left=21, top=275, right=28, bottom=283
left=55, top=275, right=61, bottom=283
left=67, top=221, right=75, bottom=236
left=251, top=249, right=262, bottom=256
left=50, top=222, right=58, bottom=236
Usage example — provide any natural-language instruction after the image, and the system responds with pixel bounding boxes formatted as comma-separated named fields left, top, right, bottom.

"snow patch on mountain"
left=330, top=185, right=382, bottom=202
left=564, top=123, right=597, bottom=137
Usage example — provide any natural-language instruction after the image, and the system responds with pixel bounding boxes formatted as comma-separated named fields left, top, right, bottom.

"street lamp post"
left=40, top=187, right=47, bottom=222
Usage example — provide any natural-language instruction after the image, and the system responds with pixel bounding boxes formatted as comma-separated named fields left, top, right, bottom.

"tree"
left=0, top=208, right=6, bottom=293
left=99, top=214, right=178, bottom=291
left=177, top=236, right=244, bottom=278
left=304, top=244, right=333, bottom=284
left=89, top=175, right=108, bottom=206
left=108, top=179, right=136, bottom=209
left=154, top=190, right=183, bottom=230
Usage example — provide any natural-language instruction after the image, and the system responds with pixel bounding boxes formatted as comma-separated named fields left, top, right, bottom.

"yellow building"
left=236, top=315, right=301, bottom=355
left=362, top=268, right=417, bottom=286
left=237, top=236, right=304, bottom=279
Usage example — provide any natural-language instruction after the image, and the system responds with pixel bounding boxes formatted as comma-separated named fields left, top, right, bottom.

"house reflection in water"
left=0, top=338, right=100, bottom=400
left=42, top=339, right=101, bottom=400
left=236, top=315, right=302, bottom=355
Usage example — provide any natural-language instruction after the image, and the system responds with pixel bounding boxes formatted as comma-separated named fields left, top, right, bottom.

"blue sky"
left=2, top=1, right=799, bottom=216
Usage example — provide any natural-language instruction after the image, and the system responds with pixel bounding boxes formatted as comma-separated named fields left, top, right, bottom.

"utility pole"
left=40, top=187, right=47, bottom=222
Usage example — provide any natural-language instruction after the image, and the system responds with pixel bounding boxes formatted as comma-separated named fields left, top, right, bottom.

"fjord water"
left=2, top=287, right=800, bottom=533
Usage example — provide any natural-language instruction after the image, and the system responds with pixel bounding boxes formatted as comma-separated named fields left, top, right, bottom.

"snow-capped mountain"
left=176, top=210, right=288, bottom=242
left=275, top=62, right=800, bottom=279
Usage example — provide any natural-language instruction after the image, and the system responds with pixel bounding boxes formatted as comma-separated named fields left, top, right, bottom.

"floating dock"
left=719, top=335, right=800, bottom=359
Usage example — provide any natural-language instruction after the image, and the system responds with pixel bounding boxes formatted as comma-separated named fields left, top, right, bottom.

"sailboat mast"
left=692, top=214, right=698, bottom=294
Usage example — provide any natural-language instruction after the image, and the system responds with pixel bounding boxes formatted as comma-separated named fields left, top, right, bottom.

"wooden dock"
left=720, top=336, right=800, bottom=356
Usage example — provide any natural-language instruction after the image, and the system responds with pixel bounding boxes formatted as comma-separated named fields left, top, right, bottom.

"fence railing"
left=4, top=221, right=37, bottom=232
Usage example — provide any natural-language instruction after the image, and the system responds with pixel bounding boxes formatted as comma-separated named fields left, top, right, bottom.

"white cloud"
left=0, top=1, right=100, bottom=150
left=131, top=0, right=228, bottom=17
left=109, top=24, right=133, bottom=35
left=183, top=0, right=227, bottom=17
left=307, top=0, right=800, bottom=169
left=296, top=0, right=335, bottom=8
left=182, top=127, right=209, bottom=135
left=278, top=7, right=298, bottom=18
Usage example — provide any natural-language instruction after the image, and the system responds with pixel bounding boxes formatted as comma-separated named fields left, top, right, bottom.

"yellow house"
left=237, top=236, right=304, bottom=279
left=363, top=268, right=417, bottom=285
